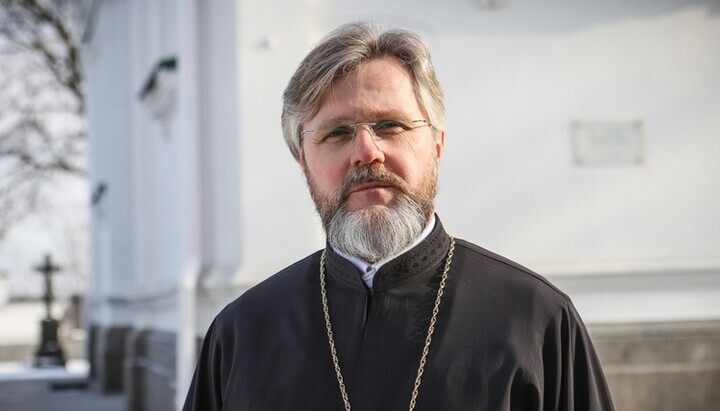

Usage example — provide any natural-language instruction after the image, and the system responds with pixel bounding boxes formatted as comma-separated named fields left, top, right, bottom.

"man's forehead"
left=307, top=58, right=422, bottom=125
left=333, top=57, right=411, bottom=89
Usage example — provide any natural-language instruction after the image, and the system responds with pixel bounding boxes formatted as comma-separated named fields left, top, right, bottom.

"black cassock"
left=183, top=218, right=614, bottom=410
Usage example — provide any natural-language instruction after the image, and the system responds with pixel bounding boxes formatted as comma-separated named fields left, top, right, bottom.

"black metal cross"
left=33, top=254, right=66, bottom=367
left=35, top=254, right=61, bottom=320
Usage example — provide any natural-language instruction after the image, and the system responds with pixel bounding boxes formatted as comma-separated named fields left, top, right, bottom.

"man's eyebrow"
left=371, top=110, right=413, bottom=119
left=317, top=110, right=414, bottom=124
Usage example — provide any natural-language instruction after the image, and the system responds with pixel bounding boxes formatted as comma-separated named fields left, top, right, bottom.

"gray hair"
left=281, top=22, right=446, bottom=160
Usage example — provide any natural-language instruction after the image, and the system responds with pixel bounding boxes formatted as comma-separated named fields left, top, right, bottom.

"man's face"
left=300, top=57, right=445, bottom=227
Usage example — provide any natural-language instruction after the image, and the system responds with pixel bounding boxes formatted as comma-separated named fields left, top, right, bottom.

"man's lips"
left=348, top=182, right=394, bottom=195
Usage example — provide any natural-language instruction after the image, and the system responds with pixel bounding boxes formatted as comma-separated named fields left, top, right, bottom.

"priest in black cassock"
left=183, top=22, right=614, bottom=411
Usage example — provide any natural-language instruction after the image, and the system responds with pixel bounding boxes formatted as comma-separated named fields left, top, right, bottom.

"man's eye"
left=325, top=126, right=354, bottom=139
left=373, top=120, right=406, bottom=137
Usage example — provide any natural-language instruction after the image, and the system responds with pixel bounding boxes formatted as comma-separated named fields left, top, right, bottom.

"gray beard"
left=326, top=195, right=427, bottom=264
left=305, top=162, right=437, bottom=264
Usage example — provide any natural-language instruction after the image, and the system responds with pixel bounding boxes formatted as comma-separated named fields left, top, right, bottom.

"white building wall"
left=428, top=2, right=720, bottom=323
left=84, top=0, right=134, bottom=326
left=432, top=3, right=720, bottom=274
left=196, top=0, right=242, bottom=284
left=85, top=0, right=204, bottom=333
left=233, top=0, right=325, bottom=285
left=125, top=0, right=203, bottom=332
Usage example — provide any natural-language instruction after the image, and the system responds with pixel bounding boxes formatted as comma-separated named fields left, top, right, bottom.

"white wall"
left=85, top=0, right=203, bottom=331
left=84, top=0, right=134, bottom=326
left=433, top=2, right=720, bottom=275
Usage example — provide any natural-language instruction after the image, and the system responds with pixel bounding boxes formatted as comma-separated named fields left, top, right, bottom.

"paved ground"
left=0, top=361, right=126, bottom=411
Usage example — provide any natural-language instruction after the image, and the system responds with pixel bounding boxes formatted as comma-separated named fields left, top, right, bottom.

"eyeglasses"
left=301, top=119, right=433, bottom=152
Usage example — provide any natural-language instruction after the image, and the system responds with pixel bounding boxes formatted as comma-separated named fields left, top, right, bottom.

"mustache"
left=337, top=165, right=408, bottom=203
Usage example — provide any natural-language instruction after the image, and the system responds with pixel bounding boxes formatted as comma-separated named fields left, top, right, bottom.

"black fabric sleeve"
left=182, top=319, right=224, bottom=411
left=542, top=301, right=615, bottom=411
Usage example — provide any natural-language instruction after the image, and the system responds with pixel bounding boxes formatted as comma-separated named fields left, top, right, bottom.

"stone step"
left=589, top=320, right=720, bottom=411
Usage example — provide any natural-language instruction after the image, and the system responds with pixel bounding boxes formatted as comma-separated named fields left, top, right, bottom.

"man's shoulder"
left=452, top=238, right=570, bottom=304
left=217, top=250, right=323, bottom=322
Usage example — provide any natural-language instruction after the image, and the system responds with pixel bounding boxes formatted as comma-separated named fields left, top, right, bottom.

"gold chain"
left=319, top=237, right=456, bottom=411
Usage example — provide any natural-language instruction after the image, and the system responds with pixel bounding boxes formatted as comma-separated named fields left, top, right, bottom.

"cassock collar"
left=333, top=215, right=437, bottom=288
left=325, top=214, right=452, bottom=292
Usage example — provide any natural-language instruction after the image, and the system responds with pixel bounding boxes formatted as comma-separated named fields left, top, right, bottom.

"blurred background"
left=0, top=0, right=718, bottom=410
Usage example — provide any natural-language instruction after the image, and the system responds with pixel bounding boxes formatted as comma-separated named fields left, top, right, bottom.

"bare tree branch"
left=0, top=0, right=86, bottom=240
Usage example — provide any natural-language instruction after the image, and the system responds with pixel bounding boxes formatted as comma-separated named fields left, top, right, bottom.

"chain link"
left=320, top=237, right=456, bottom=411
left=320, top=250, right=352, bottom=411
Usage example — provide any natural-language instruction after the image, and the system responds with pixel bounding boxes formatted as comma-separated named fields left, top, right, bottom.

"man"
left=184, top=22, right=614, bottom=410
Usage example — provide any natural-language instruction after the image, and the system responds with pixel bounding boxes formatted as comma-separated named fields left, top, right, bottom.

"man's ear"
left=294, top=143, right=306, bottom=166
left=435, top=130, right=446, bottom=160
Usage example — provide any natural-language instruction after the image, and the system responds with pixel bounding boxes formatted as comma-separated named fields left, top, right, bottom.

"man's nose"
left=350, top=125, right=385, bottom=167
